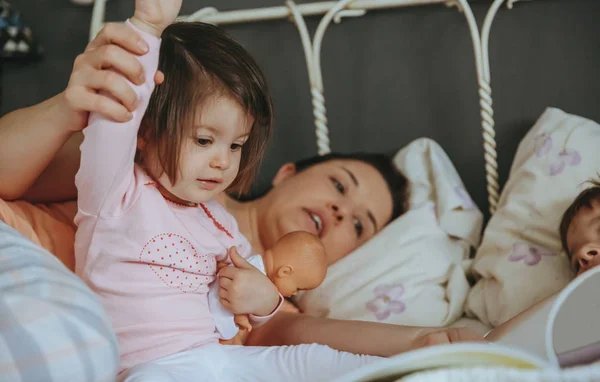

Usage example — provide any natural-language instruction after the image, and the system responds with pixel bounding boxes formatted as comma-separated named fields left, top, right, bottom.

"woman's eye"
left=197, top=138, right=211, bottom=146
left=330, top=177, right=345, bottom=194
left=230, top=143, right=242, bottom=151
left=353, top=218, right=363, bottom=237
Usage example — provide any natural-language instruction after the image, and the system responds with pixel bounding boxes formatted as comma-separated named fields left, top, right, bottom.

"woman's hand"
left=62, top=22, right=165, bottom=130
left=413, top=327, right=486, bottom=349
left=218, top=247, right=280, bottom=317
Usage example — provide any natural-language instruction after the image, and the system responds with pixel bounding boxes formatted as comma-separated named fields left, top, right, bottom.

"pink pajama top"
left=73, top=21, right=280, bottom=371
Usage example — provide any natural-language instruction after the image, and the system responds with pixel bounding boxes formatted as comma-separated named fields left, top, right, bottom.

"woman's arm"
left=0, top=23, right=156, bottom=203
left=0, top=95, right=77, bottom=201
left=20, top=133, right=83, bottom=203
left=246, top=312, right=484, bottom=357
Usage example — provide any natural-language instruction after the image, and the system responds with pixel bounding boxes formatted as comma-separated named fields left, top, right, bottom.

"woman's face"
left=258, top=159, right=393, bottom=265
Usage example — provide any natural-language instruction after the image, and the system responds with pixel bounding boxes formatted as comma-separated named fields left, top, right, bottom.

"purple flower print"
left=549, top=149, right=581, bottom=176
left=455, top=186, right=475, bottom=210
left=366, top=283, right=406, bottom=321
left=534, top=133, right=553, bottom=157
left=508, top=243, right=556, bottom=266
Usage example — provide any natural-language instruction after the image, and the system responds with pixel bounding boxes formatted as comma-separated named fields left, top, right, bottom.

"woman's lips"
left=303, top=208, right=325, bottom=238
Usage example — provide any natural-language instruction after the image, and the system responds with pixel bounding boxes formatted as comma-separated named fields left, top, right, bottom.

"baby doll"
left=559, top=179, right=600, bottom=276
left=209, top=231, right=327, bottom=344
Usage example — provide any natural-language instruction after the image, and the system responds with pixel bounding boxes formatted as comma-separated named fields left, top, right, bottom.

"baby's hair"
left=559, top=177, right=600, bottom=259
left=139, top=22, right=273, bottom=194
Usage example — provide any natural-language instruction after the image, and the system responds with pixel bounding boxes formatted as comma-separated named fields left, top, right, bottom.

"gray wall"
left=4, top=0, right=600, bottom=219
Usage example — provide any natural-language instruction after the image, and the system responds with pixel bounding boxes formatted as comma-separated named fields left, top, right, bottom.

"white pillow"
left=465, top=107, right=599, bottom=327
left=293, top=138, right=483, bottom=326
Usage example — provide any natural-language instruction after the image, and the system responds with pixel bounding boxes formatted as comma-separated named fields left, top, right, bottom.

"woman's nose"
left=327, top=202, right=344, bottom=225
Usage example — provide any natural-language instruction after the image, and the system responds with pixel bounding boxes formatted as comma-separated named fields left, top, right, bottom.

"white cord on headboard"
left=453, top=0, right=501, bottom=215
left=89, top=0, right=531, bottom=215
left=475, top=0, right=527, bottom=214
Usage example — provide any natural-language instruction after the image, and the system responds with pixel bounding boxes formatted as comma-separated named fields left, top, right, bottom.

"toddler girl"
left=74, top=1, right=381, bottom=380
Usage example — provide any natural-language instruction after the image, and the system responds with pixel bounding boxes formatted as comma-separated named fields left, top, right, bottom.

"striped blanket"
left=0, top=221, right=118, bottom=381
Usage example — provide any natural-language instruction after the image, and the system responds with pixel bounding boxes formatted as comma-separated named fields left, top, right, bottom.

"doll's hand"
left=234, top=314, right=252, bottom=332
left=413, top=328, right=485, bottom=349
left=130, top=0, right=182, bottom=37
left=218, top=247, right=280, bottom=317
left=216, top=261, right=229, bottom=272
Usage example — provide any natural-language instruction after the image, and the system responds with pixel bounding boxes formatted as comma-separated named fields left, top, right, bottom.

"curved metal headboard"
left=89, top=0, right=532, bottom=215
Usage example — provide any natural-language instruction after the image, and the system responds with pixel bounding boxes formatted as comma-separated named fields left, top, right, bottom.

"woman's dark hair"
left=138, top=22, right=273, bottom=195
left=294, top=153, right=410, bottom=222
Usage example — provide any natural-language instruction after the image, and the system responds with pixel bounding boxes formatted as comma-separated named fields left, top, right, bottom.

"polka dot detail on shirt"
left=139, top=233, right=216, bottom=293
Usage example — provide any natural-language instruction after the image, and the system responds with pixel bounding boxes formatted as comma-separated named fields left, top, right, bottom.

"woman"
left=0, top=22, right=483, bottom=359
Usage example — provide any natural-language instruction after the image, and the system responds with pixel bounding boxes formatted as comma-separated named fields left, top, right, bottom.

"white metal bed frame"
left=89, top=0, right=533, bottom=216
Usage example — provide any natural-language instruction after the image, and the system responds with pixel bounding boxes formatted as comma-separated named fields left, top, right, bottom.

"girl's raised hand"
left=131, top=0, right=182, bottom=37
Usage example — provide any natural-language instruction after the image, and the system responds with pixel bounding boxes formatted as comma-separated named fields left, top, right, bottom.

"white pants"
left=118, top=343, right=382, bottom=382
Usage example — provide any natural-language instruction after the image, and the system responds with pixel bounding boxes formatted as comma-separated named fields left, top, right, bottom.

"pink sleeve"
left=248, top=295, right=284, bottom=327
left=75, top=20, right=161, bottom=217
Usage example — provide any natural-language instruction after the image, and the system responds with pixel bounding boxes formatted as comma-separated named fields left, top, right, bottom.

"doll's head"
left=136, top=22, right=273, bottom=205
left=263, top=231, right=327, bottom=297
left=560, top=179, right=600, bottom=276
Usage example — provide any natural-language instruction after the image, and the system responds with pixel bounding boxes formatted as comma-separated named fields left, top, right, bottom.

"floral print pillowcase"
left=466, top=108, right=600, bottom=328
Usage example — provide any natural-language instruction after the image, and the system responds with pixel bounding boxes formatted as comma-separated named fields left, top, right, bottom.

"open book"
left=333, top=266, right=600, bottom=382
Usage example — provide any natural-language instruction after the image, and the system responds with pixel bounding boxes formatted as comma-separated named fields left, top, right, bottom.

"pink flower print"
left=508, top=243, right=556, bottom=266
left=455, top=186, right=475, bottom=210
left=366, top=283, right=406, bottom=321
left=534, top=134, right=553, bottom=157
left=549, top=149, right=581, bottom=176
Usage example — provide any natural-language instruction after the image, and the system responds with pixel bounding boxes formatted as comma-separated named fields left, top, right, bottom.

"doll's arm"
left=219, top=314, right=252, bottom=346
left=234, top=314, right=252, bottom=332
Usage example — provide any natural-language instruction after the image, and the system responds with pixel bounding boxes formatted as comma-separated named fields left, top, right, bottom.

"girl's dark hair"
left=294, top=153, right=410, bottom=223
left=139, top=22, right=273, bottom=194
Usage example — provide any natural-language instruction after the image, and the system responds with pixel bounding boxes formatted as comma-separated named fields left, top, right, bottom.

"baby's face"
left=566, top=201, right=600, bottom=275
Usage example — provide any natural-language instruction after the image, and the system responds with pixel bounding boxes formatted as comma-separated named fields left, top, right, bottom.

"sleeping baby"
left=209, top=231, right=327, bottom=345
left=559, top=179, right=600, bottom=276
